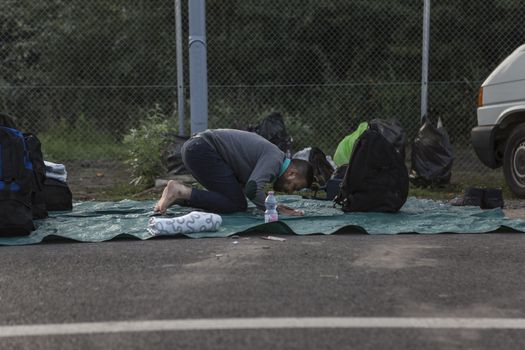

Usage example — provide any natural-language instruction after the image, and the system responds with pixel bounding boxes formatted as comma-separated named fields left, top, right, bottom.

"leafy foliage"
left=123, top=105, right=175, bottom=186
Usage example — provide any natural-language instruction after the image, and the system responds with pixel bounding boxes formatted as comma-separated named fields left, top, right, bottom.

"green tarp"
left=0, top=196, right=524, bottom=246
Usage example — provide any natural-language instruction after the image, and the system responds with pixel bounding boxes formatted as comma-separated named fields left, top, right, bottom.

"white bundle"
left=44, top=160, right=67, bottom=183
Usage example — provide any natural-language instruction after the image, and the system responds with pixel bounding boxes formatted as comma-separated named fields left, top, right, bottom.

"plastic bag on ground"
left=248, top=112, right=293, bottom=155
left=162, top=133, right=190, bottom=175
left=410, top=116, right=454, bottom=187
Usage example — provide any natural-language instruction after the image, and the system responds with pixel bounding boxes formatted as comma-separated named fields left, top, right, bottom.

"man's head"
left=273, top=159, right=314, bottom=193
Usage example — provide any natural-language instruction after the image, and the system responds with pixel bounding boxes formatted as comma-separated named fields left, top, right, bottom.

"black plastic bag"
left=162, top=133, right=190, bottom=176
left=248, top=112, right=293, bottom=154
left=410, top=116, right=454, bottom=187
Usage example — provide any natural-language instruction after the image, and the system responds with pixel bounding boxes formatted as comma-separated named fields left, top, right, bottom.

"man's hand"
left=277, top=204, right=305, bottom=216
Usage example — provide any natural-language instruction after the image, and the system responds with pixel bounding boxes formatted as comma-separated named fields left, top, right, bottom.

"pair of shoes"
left=483, top=188, right=505, bottom=209
left=450, top=187, right=504, bottom=209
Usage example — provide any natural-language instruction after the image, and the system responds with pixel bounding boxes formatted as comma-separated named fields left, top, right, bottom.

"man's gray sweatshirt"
left=199, top=129, right=285, bottom=209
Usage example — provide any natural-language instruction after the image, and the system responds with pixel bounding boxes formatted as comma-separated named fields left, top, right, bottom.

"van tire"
left=504, top=124, right=525, bottom=198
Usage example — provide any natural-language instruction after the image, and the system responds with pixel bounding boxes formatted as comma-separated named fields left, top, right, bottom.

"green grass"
left=40, top=136, right=127, bottom=162
left=38, top=116, right=127, bottom=161
left=408, top=183, right=463, bottom=200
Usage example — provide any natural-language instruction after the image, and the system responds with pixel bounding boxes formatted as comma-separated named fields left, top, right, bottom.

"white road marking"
left=2, top=317, right=525, bottom=337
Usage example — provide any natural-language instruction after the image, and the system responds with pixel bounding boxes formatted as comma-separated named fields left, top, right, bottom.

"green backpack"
left=333, top=122, right=369, bottom=167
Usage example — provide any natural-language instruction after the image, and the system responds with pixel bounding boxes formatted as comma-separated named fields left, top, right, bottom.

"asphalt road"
left=1, top=233, right=525, bottom=349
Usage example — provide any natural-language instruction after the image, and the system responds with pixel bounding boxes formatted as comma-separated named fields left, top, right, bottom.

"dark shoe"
left=482, top=188, right=504, bottom=209
left=450, top=187, right=484, bottom=207
left=463, top=187, right=484, bottom=206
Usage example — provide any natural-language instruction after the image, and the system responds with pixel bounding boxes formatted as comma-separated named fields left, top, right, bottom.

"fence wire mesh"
left=1, top=0, right=525, bottom=194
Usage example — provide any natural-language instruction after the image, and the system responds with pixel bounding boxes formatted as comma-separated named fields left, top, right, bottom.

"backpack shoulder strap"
left=334, top=129, right=371, bottom=207
left=0, top=127, right=29, bottom=183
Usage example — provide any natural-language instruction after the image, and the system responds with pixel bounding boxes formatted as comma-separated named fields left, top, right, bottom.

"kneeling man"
left=155, top=129, right=313, bottom=215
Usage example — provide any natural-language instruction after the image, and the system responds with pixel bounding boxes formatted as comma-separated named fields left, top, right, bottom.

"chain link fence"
left=1, top=0, right=524, bottom=194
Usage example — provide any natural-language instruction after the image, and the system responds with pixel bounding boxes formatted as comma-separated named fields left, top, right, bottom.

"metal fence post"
left=175, top=0, right=185, bottom=136
left=188, top=0, right=208, bottom=134
left=420, top=0, right=431, bottom=122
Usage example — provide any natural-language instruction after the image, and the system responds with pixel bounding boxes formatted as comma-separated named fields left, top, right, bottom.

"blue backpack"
left=0, top=126, right=35, bottom=235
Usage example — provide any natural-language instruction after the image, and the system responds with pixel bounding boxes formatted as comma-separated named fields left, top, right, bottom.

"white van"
left=472, top=44, right=525, bottom=197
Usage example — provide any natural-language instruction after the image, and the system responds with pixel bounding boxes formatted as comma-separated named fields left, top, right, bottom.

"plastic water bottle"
left=264, top=191, right=279, bottom=223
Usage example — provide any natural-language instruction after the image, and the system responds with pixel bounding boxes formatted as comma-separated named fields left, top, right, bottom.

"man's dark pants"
left=181, top=136, right=248, bottom=213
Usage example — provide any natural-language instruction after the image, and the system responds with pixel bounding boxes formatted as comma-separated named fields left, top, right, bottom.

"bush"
left=123, top=105, right=176, bottom=186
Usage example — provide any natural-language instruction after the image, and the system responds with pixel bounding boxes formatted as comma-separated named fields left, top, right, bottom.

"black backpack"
left=0, top=113, right=18, bottom=129
left=25, top=133, right=48, bottom=219
left=43, top=178, right=73, bottom=211
left=334, top=120, right=409, bottom=213
left=0, top=114, right=48, bottom=220
left=0, top=126, right=36, bottom=235
left=308, top=147, right=334, bottom=187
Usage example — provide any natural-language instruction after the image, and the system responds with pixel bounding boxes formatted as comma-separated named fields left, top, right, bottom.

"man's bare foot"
left=154, top=180, right=192, bottom=214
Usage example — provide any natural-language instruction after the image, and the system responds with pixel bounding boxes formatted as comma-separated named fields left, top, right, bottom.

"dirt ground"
left=66, top=160, right=194, bottom=201
left=65, top=160, right=525, bottom=218
left=66, top=160, right=133, bottom=201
